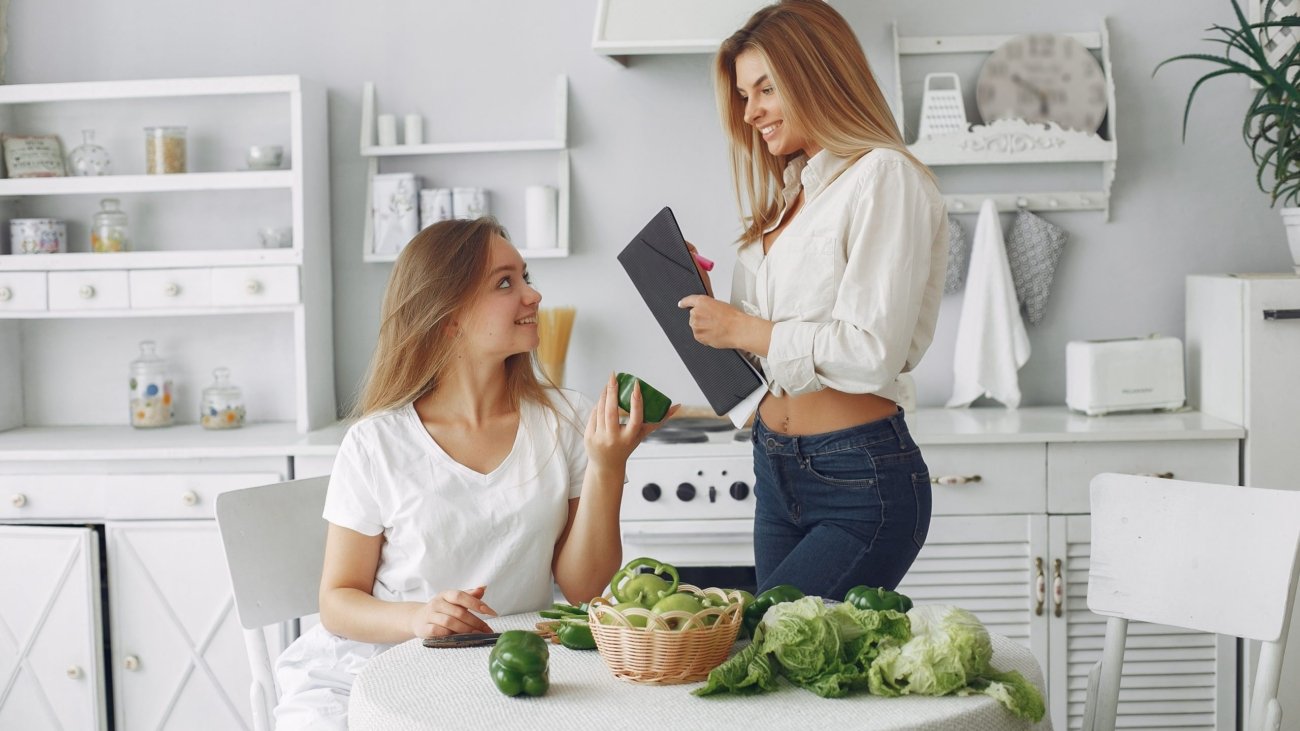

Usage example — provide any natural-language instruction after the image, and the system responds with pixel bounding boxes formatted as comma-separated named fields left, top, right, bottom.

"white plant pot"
left=1282, top=207, right=1300, bottom=274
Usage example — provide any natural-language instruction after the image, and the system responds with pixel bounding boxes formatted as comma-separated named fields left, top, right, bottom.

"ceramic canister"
left=10, top=218, right=67, bottom=254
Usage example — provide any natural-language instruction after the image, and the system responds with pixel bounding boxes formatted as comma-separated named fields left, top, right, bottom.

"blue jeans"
left=752, top=409, right=931, bottom=598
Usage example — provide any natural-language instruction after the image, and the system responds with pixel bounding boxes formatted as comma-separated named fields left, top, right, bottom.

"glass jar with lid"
left=91, top=198, right=129, bottom=253
left=129, top=341, right=173, bottom=428
left=144, top=126, right=187, bottom=174
left=200, top=367, right=246, bottom=430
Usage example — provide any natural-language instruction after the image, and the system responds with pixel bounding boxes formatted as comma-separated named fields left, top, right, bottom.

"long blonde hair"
left=714, top=0, right=934, bottom=244
left=352, top=218, right=556, bottom=419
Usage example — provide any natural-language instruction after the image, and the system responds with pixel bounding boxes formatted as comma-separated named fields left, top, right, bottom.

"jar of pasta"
left=144, top=126, right=187, bottom=174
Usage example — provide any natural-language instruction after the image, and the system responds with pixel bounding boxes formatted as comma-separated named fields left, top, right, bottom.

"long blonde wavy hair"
left=351, top=218, right=556, bottom=419
left=714, top=0, right=934, bottom=244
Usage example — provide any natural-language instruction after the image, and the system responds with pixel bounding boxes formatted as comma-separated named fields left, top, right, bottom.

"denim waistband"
left=753, top=408, right=914, bottom=457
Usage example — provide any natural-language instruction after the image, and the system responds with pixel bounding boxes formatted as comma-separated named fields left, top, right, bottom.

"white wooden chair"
left=215, top=476, right=329, bottom=731
left=1083, top=473, right=1300, bottom=731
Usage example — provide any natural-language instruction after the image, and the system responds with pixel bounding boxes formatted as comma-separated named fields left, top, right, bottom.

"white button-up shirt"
left=730, top=147, right=948, bottom=404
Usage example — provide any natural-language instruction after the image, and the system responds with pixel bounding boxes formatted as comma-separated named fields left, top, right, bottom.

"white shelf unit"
left=892, top=21, right=1119, bottom=220
left=590, top=0, right=768, bottom=64
left=0, top=75, right=335, bottom=434
left=359, top=76, right=570, bottom=263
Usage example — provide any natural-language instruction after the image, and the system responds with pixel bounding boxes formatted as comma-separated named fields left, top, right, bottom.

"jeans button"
left=765, top=438, right=777, bottom=448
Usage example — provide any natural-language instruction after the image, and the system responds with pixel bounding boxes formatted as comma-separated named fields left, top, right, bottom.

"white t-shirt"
left=730, top=147, right=948, bottom=404
left=322, top=389, right=591, bottom=616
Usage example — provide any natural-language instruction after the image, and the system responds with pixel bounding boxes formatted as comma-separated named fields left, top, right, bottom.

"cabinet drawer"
left=0, top=272, right=47, bottom=311
left=0, top=475, right=106, bottom=519
left=48, top=270, right=130, bottom=311
left=129, top=268, right=212, bottom=309
left=1047, top=440, right=1239, bottom=513
left=211, top=266, right=299, bottom=306
left=103, top=472, right=284, bottom=519
left=922, top=443, right=1046, bottom=515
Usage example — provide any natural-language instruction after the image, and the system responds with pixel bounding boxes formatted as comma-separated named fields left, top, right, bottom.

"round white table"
left=350, top=613, right=1053, bottom=731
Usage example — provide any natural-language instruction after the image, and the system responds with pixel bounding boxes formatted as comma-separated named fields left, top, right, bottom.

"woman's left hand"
left=678, top=294, right=745, bottom=350
left=584, top=372, right=679, bottom=472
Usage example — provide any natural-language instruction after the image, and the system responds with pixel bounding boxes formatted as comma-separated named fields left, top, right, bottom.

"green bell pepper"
left=742, top=584, right=805, bottom=639
left=609, top=557, right=680, bottom=605
left=487, top=630, right=550, bottom=697
left=616, top=372, right=672, bottom=423
left=555, top=619, right=597, bottom=650
left=843, top=585, right=914, bottom=614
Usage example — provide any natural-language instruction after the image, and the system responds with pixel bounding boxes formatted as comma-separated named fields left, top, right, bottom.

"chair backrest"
left=215, top=476, right=329, bottom=731
left=1085, top=473, right=1300, bottom=731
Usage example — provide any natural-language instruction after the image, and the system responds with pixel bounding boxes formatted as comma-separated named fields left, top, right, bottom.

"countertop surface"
left=0, top=407, right=1242, bottom=462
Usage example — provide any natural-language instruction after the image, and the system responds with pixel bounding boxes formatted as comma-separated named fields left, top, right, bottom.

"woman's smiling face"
left=735, top=48, right=815, bottom=158
left=455, top=234, right=542, bottom=359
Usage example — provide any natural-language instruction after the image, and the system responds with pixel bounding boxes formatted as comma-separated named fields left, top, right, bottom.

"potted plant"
left=1157, top=0, right=1300, bottom=271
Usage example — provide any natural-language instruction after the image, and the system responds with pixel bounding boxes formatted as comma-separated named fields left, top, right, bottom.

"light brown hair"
left=352, top=218, right=557, bottom=419
left=714, top=0, right=934, bottom=244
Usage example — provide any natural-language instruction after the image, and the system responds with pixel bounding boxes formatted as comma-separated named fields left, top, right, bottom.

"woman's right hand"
left=408, top=585, right=498, bottom=638
left=685, top=241, right=714, bottom=297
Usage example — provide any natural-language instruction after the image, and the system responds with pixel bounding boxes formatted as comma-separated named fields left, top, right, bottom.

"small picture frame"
left=2, top=133, right=66, bottom=178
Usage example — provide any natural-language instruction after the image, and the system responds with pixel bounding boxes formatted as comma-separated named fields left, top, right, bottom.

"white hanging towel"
left=946, top=199, right=1030, bottom=409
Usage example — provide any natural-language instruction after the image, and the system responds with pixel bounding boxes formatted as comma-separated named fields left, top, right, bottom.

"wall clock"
left=975, top=33, right=1108, bottom=134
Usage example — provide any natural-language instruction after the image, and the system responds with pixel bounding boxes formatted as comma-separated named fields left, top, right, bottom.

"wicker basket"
left=587, top=584, right=744, bottom=684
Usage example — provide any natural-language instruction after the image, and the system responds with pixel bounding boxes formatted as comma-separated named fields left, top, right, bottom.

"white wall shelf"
left=893, top=21, right=1119, bottom=220
left=0, top=170, right=293, bottom=197
left=359, top=76, right=570, bottom=263
left=591, top=0, right=768, bottom=64
left=0, top=249, right=300, bottom=271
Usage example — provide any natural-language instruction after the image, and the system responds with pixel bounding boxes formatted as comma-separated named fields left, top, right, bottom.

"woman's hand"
left=584, top=372, right=679, bottom=472
left=408, top=586, right=498, bottom=638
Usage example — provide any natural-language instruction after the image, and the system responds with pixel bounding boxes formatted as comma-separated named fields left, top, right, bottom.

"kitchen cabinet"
left=591, top=0, right=770, bottom=64
left=0, top=526, right=104, bottom=730
left=899, top=425, right=1239, bottom=731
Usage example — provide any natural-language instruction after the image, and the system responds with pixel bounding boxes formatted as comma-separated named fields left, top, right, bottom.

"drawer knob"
left=66, top=665, right=83, bottom=680
left=245, top=279, right=263, bottom=295
left=931, top=474, right=982, bottom=486
left=79, top=285, right=96, bottom=300
left=181, top=490, right=199, bottom=506
left=11, top=493, right=26, bottom=508
left=123, top=655, right=140, bottom=671
left=164, top=282, right=181, bottom=297
left=0, top=286, right=12, bottom=302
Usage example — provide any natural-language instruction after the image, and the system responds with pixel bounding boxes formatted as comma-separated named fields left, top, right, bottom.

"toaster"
left=1066, top=336, right=1186, bottom=416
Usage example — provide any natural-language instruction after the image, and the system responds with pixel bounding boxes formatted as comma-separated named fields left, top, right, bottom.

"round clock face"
left=975, top=33, right=1108, bottom=134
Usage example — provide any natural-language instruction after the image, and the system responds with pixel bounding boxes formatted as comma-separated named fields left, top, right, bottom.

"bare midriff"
left=758, top=389, right=897, bottom=436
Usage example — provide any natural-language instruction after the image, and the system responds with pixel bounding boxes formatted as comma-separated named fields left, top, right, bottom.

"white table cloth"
left=350, top=613, right=1053, bottom=731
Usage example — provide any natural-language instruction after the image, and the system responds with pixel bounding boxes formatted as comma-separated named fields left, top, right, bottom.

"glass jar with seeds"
left=144, top=126, right=187, bottom=174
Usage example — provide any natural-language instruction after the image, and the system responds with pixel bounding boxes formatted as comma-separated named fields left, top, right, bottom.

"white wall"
left=7, top=0, right=1287, bottom=411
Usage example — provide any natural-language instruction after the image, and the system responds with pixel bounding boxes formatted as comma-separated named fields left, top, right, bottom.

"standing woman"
left=274, top=218, right=671, bottom=730
left=680, top=0, right=948, bottom=598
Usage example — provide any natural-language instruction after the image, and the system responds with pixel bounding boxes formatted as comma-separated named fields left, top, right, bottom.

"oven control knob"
left=729, top=481, right=750, bottom=501
left=641, top=483, right=661, bottom=502
left=676, top=482, right=696, bottom=502
left=708, top=485, right=717, bottom=503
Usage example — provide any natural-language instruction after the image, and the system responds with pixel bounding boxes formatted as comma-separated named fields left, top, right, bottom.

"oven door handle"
left=621, top=527, right=753, bottom=544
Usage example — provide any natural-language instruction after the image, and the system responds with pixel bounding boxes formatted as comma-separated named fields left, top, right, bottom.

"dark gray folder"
left=617, top=207, right=764, bottom=416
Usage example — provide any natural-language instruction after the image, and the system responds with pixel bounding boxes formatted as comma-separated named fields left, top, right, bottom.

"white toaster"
left=1066, top=336, right=1186, bottom=416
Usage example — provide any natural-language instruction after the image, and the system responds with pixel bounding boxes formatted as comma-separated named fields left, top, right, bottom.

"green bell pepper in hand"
left=609, top=557, right=680, bottom=605
left=616, top=372, right=672, bottom=423
left=488, top=630, right=550, bottom=697
left=555, top=619, right=597, bottom=650
left=742, top=584, right=805, bottom=639
left=843, top=585, right=914, bottom=613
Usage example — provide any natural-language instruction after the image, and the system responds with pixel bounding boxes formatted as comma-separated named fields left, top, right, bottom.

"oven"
left=621, top=418, right=759, bottom=594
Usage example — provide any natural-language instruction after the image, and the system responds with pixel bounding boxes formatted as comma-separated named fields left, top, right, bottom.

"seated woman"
left=274, top=217, right=674, bottom=730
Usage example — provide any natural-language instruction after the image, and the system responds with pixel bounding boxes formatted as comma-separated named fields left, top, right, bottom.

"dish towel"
left=1005, top=209, right=1068, bottom=325
left=943, top=214, right=969, bottom=294
left=946, top=199, right=1030, bottom=409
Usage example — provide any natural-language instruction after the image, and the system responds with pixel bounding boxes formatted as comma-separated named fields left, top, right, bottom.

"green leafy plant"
left=1157, top=0, right=1300, bottom=206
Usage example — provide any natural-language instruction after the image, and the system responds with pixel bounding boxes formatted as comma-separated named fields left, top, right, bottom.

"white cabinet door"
left=1049, top=515, right=1234, bottom=731
left=0, top=526, right=106, bottom=731
left=894, top=514, right=1049, bottom=675
left=107, top=521, right=251, bottom=731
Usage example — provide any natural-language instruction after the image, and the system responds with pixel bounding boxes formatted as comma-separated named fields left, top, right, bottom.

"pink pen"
left=691, top=251, right=715, bottom=272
